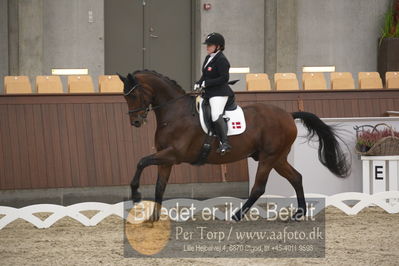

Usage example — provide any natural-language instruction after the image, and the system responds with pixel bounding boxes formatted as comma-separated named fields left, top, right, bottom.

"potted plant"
left=356, top=134, right=375, bottom=153
left=355, top=124, right=399, bottom=155
left=378, top=0, right=399, bottom=84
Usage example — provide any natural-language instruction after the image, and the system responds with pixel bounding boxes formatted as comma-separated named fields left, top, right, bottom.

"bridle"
left=124, top=84, right=150, bottom=117
left=124, top=82, right=187, bottom=117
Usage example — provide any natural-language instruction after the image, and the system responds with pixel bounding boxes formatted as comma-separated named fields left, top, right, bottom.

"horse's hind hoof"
left=132, top=192, right=142, bottom=203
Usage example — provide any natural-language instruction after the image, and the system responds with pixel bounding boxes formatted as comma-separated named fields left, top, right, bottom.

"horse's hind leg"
left=232, top=158, right=273, bottom=221
left=274, top=160, right=306, bottom=221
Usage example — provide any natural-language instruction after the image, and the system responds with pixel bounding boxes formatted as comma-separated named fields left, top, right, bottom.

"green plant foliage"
left=380, top=0, right=399, bottom=44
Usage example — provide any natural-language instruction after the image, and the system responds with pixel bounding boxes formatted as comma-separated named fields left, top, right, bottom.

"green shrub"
left=380, top=0, right=399, bottom=45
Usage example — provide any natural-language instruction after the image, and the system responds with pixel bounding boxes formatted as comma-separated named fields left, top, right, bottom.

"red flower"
left=357, top=126, right=399, bottom=149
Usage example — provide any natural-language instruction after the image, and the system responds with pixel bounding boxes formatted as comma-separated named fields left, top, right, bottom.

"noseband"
left=124, top=83, right=152, bottom=123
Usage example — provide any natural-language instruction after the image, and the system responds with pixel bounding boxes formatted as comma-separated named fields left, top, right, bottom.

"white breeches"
left=209, top=96, right=228, bottom=121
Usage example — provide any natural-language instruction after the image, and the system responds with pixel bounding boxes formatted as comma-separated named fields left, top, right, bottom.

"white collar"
left=204, top=50, right=220, bottom=68
left=209, top=50, right=220, bottom=58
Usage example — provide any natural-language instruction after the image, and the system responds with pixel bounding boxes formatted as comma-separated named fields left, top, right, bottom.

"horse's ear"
left=117, top=73, right=126, bottom=83
left=127, top=73, right=135, bottom=83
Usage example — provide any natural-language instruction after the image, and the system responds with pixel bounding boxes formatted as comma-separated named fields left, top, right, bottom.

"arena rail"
left=0, top=191, right=398, bottom=229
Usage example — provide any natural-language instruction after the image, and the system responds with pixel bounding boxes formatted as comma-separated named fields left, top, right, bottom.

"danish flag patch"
left=232, top=122, right=241, bottom=129
left=207, top=67, right=212, bottom=71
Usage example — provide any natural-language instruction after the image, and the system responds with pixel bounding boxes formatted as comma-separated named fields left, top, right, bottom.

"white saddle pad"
left=196, top=96, right=246, bottom=136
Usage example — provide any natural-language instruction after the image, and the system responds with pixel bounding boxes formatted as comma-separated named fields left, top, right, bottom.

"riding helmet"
left=203, top=32, right=225, bottom=50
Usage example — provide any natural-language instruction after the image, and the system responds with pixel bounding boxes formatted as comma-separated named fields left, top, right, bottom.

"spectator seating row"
left=3, top=72, right=399, bottom=94
left=246, top=72, right=399, bottom=91
left=3, top=75, right=123, bottom=94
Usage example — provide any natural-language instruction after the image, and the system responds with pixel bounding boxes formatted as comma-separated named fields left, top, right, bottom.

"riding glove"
left=193, top=81, right=206, bottom=91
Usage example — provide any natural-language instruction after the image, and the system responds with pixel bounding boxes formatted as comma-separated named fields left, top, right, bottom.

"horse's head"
left=119, top=70, right=187, bottom=127
left=118, top=73, right=153, bottom=128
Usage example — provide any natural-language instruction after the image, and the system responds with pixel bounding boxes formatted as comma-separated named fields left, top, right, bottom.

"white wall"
left=0, top=0, right=8, bottom=92
left=296, top=0, right=391, bottom=83
left=249, top=117, right=399, bottom=196
left=200, top=0, right=265, bottom=91
left=0, top=0, right=104, bottom=93
left=42, top=0, right=104, bottom=90
left=1, top=0, right=393, bottom=92
left=198, top=0, right=391, bottom=88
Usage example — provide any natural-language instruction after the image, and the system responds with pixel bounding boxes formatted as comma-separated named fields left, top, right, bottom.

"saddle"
left=196, top=95, right=246, bottom=136
left=191, top=81, right=246, bottom=165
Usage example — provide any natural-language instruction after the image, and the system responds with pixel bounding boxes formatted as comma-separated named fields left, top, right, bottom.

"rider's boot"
left=213, top=115, right=232, bottom=155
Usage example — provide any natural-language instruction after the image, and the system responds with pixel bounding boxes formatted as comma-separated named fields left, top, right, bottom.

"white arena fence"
left=0, top=191, right=398, bottom=229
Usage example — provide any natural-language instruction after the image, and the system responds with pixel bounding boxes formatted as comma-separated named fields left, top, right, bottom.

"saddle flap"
left=197, top=96, right=246, bottom=136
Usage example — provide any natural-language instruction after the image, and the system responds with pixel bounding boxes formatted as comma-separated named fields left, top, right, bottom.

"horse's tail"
left=292, top=112, right=350, bottom=178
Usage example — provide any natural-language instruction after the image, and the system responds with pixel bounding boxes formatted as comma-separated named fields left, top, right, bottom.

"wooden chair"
left=68, top=75, right=94, bottom=93
left=386, top=72, right=399, bottom=89
left=36, top=76, right=63, bottom=94
left=358, top=72, right=383, bottom=89
left=246, top=73, right=271, bottom=91
left=330, top=72, right=355, bottom=90
left=274, top=73, right=297, bottom=81
left=302, top=72, right=325, bottom=81
left=4, top=76, right=32, bottom=94
left=331, top=72, right=353, bottom=80
left=274, top=73, right=299, bottom=90
left=246, top=73, right=268, bottom=80
left=302, top=72, right=327, bottom=90
left=275, top=79, right=300, bottom=91
left=99, top=75, right=124, bottom=93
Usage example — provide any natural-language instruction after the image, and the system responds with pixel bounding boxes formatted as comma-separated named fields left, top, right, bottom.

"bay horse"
left=118, top=70, right=350, bottom=222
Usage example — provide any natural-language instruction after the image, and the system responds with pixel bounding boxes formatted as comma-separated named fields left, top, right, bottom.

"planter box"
left=378, top=38, right=399, bottom=84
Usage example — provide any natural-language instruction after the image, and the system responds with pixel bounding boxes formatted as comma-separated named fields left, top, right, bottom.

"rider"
left=194, top=32, right=234, bottom=155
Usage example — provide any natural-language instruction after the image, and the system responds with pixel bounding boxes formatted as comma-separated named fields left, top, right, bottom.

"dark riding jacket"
left=198, top=51, right=234, bottom=98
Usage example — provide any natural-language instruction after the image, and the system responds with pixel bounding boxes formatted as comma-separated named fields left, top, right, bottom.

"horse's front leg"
left=149, top=164, right=172, bottom=221
left=130, top=147, right=176, bottom=203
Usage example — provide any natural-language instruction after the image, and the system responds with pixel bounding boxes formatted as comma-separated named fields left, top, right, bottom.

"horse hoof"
left=132, top=192, right=142, bottom=203
left=143, top=220, right=154, bottom=228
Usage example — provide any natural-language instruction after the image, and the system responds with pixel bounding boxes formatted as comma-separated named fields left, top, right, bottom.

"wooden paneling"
left=237, top=89, right=399, bottom=118
left=0, top=94, right=248, bottom=190
left=1, top=89, right=399, bottom=190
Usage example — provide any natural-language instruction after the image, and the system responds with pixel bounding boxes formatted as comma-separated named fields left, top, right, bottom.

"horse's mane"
left=132, top=69, right=186, bottom=94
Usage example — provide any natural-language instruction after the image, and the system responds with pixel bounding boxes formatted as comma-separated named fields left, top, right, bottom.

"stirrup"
left=217, top=142, right=232, bottom=155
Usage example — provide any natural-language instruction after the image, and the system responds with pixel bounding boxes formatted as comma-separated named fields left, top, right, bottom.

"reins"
left=124, top=75, right=237, bottom=116
left=125, top=82, right=195, bottom=115
left=127, top=94, right=188, bottom=114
